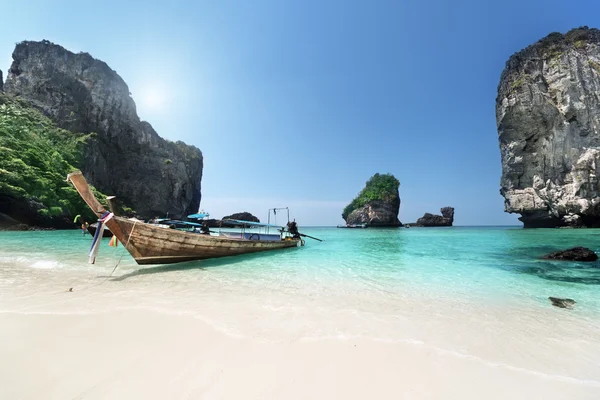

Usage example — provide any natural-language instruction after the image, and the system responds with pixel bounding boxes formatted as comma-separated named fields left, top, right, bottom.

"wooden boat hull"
left=115, top=217, right=300, bottom=265
left=67, top=171, right=301, bottom=265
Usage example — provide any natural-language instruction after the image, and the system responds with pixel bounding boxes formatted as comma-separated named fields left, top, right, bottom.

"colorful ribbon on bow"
left=88, top=211, right=114, bottom=264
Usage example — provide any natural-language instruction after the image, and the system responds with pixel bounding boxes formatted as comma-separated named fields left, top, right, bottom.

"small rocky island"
left=204, top=212, right=260, bottom=228
left=222, top=212, right=260, bottom=223
left=342, top=173, right=401, bottom=227
left=411, top=207, right=454, bottom=227
left=497, top=27, right=600, bottom=228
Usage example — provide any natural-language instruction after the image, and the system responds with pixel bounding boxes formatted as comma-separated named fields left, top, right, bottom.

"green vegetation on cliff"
left=536, top=26, right=597, bottom=58
left=342, top=173, right=400, bottom=220
left=0, top=94, right=108, bottom=225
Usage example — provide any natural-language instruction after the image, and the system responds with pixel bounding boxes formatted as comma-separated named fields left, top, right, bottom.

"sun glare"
left=138, top=86, right=167, bottom=112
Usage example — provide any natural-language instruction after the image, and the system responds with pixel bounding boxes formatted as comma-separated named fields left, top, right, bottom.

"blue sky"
left=0, top=0, right=595, bottom=225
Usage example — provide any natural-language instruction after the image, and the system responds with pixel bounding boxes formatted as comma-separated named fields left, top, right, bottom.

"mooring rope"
left=67, top=220, right=138, bottom=292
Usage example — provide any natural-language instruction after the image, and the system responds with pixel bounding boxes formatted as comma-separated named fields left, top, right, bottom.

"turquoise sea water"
left=3, top=226, right=600, bottom=311
left=2, top=226, right=600, bottom=382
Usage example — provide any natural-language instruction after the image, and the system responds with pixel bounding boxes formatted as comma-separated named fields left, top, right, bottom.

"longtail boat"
left=67, top=171, right=302, bottom=265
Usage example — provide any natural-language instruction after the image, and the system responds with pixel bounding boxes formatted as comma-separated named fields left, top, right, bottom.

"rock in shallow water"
left=542, top=247, right=598, bottom=261
left=548, top=297, right=576, bottom=309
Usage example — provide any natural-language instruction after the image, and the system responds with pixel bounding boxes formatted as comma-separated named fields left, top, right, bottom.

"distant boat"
left=87, top=222, right=113, bottom=238
left=67, top=171, right=305, bottom=265
left=337, top=223, right=368, bottom=229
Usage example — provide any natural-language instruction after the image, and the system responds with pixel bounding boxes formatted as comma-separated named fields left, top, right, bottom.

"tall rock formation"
left=4, top=40, right=202, bottom=218
left=497, top=27, right=600, bottom=227
left=343, top=173, right=401, bottom=227
left=0, top=69, right=3, bottom=92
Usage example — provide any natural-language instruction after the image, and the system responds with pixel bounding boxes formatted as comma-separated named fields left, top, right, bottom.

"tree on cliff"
left=342, top=173, right=400, bottom=220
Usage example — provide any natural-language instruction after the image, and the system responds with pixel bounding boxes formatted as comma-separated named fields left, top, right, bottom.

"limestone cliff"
left=497, top=27, right=600, bottom=227
left=343, top=173, right=401, bottom=227
left=4, top=40, right=202, bottom=219
left=345, top=200, right=401, bottom=227
left=0, top=69, right=3, bottom=92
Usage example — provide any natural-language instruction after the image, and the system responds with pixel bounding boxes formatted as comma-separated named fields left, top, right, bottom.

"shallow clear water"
left=2, top=226, right=600, bottom=382
left=3, top=226, right=600, bottom=312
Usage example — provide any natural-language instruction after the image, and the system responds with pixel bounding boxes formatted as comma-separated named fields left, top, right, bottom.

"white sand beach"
left=2, top=255, right=600, bottom=400
left=1, top=309, right=599, bottom=400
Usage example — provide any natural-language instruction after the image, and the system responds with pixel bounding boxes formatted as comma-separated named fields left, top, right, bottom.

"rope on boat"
left=104, top=220, right=138, bottom=281
left=67, top=220, right=138, bottom=292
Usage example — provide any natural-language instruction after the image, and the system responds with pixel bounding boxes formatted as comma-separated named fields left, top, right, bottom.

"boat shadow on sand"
left=103, top=249, right=291, bottom=281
